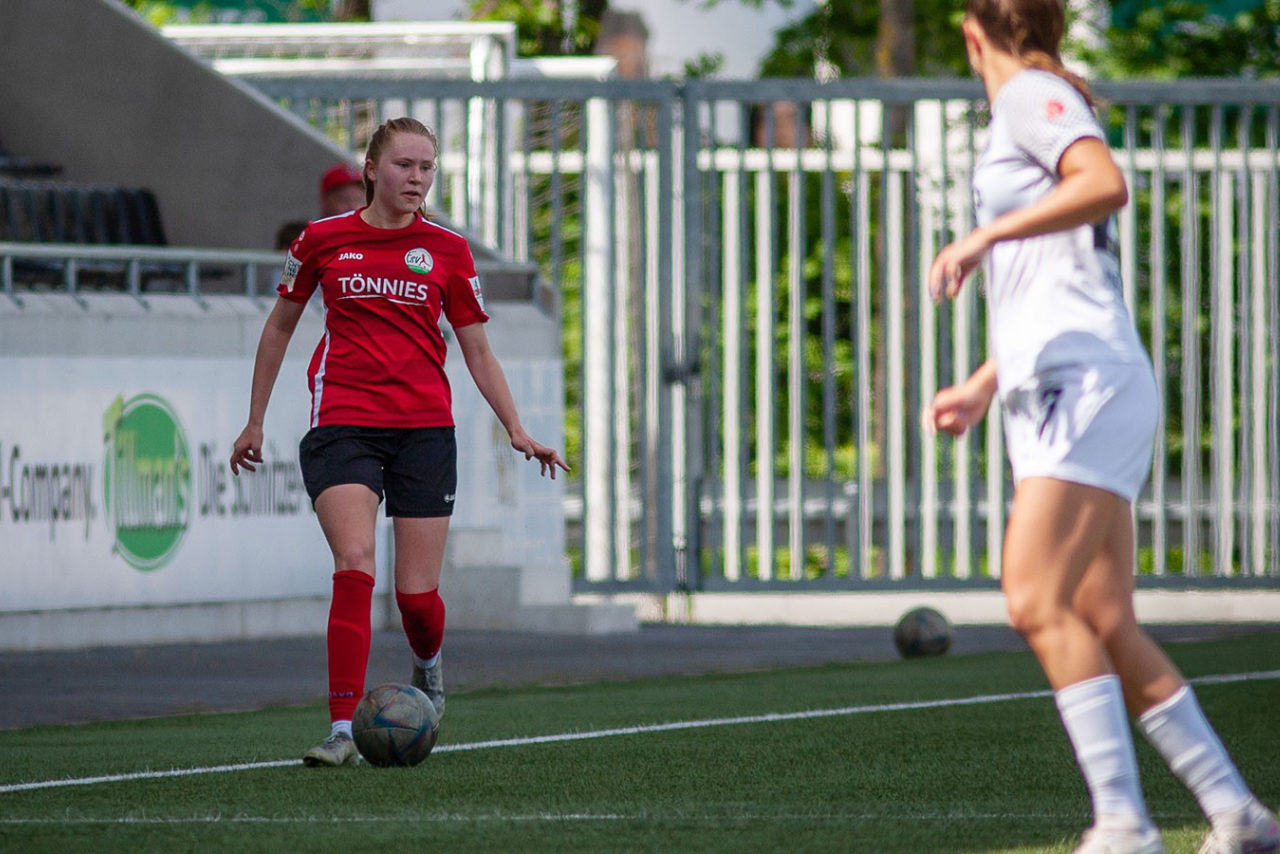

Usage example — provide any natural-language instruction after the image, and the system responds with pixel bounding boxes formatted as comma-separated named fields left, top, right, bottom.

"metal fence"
left=160, top=73, right=1280, bottom=591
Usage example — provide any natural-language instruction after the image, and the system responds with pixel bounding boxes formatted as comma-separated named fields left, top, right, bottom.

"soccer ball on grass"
left=352, top=683, right=440, bottom=767
left=893, top=606, right=953, bottom=659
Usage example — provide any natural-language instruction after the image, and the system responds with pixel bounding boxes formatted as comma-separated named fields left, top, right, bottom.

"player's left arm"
left=453, top=322, right=570, bottom=479
left=929, top=138, right=1127, bottom=301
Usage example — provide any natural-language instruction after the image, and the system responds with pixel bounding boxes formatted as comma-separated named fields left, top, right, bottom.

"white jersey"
left=973, top=69, right=1149, bottom=392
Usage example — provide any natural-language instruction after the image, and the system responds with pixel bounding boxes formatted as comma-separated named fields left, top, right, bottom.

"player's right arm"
left=924, top=359, right=998, bottom=438
left=230, top=296, right=308, bottom=475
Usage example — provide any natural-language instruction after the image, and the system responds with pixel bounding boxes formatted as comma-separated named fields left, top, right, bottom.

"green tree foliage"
left=1092, top=0, right=1280, bottom=77
left=466, top=0, right=607, bottom=56
left=758, top=0, right=968, bottom=78
left=120, top=0, right=331, bottom=25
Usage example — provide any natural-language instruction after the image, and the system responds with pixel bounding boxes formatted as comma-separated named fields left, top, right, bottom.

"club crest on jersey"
left=405, top=248, right=434, bottom=275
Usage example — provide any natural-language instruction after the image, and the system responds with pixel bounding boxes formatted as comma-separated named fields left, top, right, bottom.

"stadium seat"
left=0, top=179, right=173, bottom=290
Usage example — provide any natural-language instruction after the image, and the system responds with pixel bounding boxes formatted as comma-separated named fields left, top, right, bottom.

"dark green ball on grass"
left=893, top=606, right=953, bottom=658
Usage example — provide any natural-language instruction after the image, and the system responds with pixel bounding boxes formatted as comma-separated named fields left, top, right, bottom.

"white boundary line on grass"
left=2, top=669, right=1277, bottom=795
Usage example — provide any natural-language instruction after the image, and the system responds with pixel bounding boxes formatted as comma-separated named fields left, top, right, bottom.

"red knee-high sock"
left=326, top=570, right=375, bottom=722
left=396, top=587, right=445, bottom=660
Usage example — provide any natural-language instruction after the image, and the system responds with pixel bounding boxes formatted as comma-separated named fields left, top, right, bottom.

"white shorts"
left=1000, top=362, right=1158, bottom=501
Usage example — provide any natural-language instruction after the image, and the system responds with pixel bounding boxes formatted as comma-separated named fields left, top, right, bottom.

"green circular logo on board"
left=102, top=394, right=191, bottom=571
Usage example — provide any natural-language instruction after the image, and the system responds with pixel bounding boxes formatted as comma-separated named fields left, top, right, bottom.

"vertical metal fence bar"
left=1236, top=107, right=1254, bottom=576
left=935, top=99, right=955, bottom=578
left=465, top=85, right=485, bottom=237
left=722, top=149, right=744, bottom=581
left=449, top=97, right=467, bottom=226
left=513, top=102, right=531, bottom=263
left=1180, top=105, right=1202, bottom=576
left=611, top=103, right=635, bottom=584
left=1210, top=104, right=1234, bottom=577
left=1269, top=106, right=1280, bottom=576
left=754, top=166, right=776, bottom=580
left=1150, top=105, right=1169, bottom=576
left=853, top=100, right=874, bottom=581
left=700, top=105, right=722, bottom=586
left=818, top=99, right=839, bottom=581
left=1120, top=104, right=1139, bottom=338
left=489, top=95, right=505, bottom=253
left=904, top=104, right=923, bottom=579
left=917, top=101, right=939, bottom=580
left=951, top=103, right=975, bottom=579
left=1249, top=168, right=1267, bottom=577
left=654, top=95, right=677, bottom=589
left=786, top=145, right=805, bottom=580
left=547, top=101, right=565, bottom=295
left=673, top=88, right=698, bottom=592
left=886, top=165, right=906, bottom=580
left=126, top=259, right=141, bottom=298
left=581, top=94, right=614, bottom=583
left=637, top=129, right=660, bottom=584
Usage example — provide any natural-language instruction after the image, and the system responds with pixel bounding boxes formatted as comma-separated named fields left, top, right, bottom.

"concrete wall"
left=0, top=0, right=348, bottom=249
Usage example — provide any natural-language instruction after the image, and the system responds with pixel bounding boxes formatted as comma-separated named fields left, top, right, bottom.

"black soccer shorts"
left=298, top=425, right=457, bottom=517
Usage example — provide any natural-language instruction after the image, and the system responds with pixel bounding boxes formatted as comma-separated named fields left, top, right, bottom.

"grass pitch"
left=1, top=632, right=1277, bottom=853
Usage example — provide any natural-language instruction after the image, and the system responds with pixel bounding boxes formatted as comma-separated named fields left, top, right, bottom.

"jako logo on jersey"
left=405, top=248, right=434, bottom=275
left=1044, top=99, right=1065, bottom=120
left=338, top=252, right=363, bottom=261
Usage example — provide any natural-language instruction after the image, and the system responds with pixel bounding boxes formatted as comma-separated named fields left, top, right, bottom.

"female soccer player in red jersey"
left=229, top=117, right=568, bottom=767
left=925, top=2, right=1278, bottom=852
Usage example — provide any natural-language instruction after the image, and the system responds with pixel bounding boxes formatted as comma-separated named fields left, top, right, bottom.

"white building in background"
left=373, top=0, right=817, bottom=79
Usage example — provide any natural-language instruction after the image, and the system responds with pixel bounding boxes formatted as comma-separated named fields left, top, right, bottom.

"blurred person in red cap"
left=319, top=163, right=366, bottom=217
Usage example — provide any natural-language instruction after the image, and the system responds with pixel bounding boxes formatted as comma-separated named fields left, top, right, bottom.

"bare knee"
left=332, top=544, right=376, bottom=575
left=1004, top=582, right=1071, bottom=642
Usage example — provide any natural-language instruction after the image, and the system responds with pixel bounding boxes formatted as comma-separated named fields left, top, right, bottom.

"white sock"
left=415, top=651, right=440, bottom=669
left=1055, top=674, right=1152, bottom=827
left=331, top=720, right=352, bottom=739
left=1138, top=684, right=1252, bottom=818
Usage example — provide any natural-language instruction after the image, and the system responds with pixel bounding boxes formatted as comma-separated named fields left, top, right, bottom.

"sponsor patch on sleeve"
left=1044, top=99, right=1065, bottom=120
left=280, top=252, right=301, bottom=291
left=469, top=275, right=486, bottom=311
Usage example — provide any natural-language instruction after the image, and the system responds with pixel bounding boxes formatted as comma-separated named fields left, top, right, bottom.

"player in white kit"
left=924, top=2, right=1279, bottom=853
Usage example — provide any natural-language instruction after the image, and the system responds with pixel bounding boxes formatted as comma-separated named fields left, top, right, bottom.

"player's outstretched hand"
left=510, top=430, right=570, bottom=479
left=928, top=229, right=992, bottom=302
left=229, top=424, right=264, bottom=475
left=923, top=381, right=994, bottom=438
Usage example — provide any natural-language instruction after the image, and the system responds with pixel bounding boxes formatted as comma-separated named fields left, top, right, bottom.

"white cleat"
left=1199, top=799, right=1280, bottom=854
left=301, top=731, right=359, bottom=767
left=1073, top=820, right=1164, bottom=854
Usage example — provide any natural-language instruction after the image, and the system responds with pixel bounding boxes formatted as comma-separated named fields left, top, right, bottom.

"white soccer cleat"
left=302, top=731, right=359, bottom=767
left=411, top=653, right=445, bottom=719
left=1073, top=821, right=1164, bottom=854
left=1198, top=799, right=1280, bottom=854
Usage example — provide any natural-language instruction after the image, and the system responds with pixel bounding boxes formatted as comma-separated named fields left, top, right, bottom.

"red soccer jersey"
left=276, top=209, right=489, bottom=428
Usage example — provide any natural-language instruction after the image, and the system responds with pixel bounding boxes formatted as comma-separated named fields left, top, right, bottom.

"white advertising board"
left=0, top=357, right=344, bottom=612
